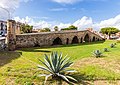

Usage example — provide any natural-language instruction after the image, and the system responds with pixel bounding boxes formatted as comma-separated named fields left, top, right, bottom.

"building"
left=0, top=20, right=7, bottom=36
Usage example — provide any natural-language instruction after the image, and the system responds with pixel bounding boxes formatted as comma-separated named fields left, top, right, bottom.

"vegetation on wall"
left=20, top=24, right=33, bottom=33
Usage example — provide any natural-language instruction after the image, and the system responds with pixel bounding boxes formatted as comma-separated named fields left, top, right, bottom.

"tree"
left=20, top=24, right=33, bottom=33
left=39, top=28, right=51, bottom=32
left=61, top=25, right=77, bottom=31
left=69, top=25, right=77, bottom=30
left=54, top=26, right=58, bottom=31
left=100, top=27, right=119, bottom=39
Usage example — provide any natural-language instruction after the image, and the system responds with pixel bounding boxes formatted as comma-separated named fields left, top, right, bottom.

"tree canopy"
left=100, top=27, right=119, bottom=35
left=20, top=24, right=33, bottom=33
left=54, top=26, right=58, bottom=31
left=61, top=25, right=77, bottom=31
left=39, top=28, right=51, bottom=32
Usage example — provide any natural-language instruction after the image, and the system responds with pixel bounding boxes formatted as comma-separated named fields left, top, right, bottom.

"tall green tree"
left=20, top=24, right=33, bottom=33
left=100, top=27, right=119, bottom=39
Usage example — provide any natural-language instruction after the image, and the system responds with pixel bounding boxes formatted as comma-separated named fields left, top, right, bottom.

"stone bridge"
left=5, top=20, right=104, bottom=50
left=16, top=30, right=104, bottom=48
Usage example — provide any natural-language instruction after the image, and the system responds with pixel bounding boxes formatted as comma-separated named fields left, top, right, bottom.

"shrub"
left=93, top=50, right=102, bottom=58
left=104, top=48, right=109, bottom=52
left=38, top=52, right=77, bottom=84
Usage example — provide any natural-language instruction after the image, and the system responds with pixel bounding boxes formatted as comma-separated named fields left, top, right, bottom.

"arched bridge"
left=16, top=30, right=104, bottom=48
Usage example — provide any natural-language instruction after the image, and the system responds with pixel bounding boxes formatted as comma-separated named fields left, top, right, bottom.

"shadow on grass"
left=19, top=48, right=51, bottom=53
left=0, top=51, right=22, bottom=67
left=18, top=41, right=105, bottom=52
left=52, top=41, right=105, bottom=48
left=71, top=72, right=120, bottom=85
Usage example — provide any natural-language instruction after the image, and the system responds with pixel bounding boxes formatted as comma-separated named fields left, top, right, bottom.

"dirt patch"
left=73, top=57, right=120, bottom=73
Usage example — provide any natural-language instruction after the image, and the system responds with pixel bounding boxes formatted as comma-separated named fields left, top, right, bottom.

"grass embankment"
left=0, top=40, right=120, bottom=84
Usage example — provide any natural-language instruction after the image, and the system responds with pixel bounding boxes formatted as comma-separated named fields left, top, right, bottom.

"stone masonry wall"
left=16, top=30, right=104, bottom=48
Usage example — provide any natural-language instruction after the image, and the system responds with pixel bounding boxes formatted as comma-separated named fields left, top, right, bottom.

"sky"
left=0, top=0, right=120, bottom=31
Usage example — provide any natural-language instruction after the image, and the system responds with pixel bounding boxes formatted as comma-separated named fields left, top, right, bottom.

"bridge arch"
left=52, top=37, right=62, bottom=45
left=84, top=34, right=90, bottom=42
left=72, top=36, right=79, bottom=44
left=92, top=36, right=96, bottom=42
left=66, top=38, right=69, bottom=44
left=80, top=37, right=83, bottom=43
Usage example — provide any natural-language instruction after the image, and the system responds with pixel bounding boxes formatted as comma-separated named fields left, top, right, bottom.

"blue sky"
left=1, top=0, right=120, bottom=30
left=15, top=0, right=120, bottom=23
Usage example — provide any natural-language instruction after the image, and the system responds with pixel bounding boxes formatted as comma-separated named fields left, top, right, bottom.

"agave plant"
left=38, top=52, right=77, bottom=84
left=93, top=50, right=102, bottom=58
left=114, top=43, right=117, bottom=45
left=110, top=43, right=115, bottom=48
left=104, top=48, right=109, bottom=52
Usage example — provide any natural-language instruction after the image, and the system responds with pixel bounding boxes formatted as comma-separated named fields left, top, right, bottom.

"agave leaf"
left=38, top=59, right=53, bottom=72
left=50, top=54, right=55, bottom=72
left=44, top=74, right=53, bottom=84
left=61, top=57, right=70, bottom=67
left=38, top=65, right=53, bottom=74
left=56, top=53, right=63, bottom=72
left=65, top=70, right=77, bottom=73
left=59, top=55, right=69, bottom=68
left=66, top=75, right=77, bottom=82
left=56, top=73, right=70, bottom=83
left=60, top=62, right=73, bottom=72
left=38, top=74, right=48, bottom=77
left=44, top=54, right=55, bottom=72
left=52, top=52, right=58, bottom=72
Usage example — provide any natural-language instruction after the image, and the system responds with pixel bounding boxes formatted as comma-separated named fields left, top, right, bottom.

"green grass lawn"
left=0, top=40, right=120, bottom=85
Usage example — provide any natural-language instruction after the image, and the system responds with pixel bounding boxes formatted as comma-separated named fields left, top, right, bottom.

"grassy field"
left=0, top=40, right=120, bottom=85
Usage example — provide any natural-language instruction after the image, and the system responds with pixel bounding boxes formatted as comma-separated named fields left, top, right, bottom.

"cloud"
left=51, top=0, right=82, bottom=4
left=73, top=16, right=93, bottom=30
left=93, top=14, right=120, bottom=30
left=51, top=0, right=108, bottom=4
left=14, top=14, right=120, bottom=31
left=49, top=8, right=68, bottom=11
left=14, top=16, right=52, bottom=29
left=0, top=0, right=32, bottom=20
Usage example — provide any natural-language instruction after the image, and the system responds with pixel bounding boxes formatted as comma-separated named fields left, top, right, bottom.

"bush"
left=93, top=50, right=102, bottom=58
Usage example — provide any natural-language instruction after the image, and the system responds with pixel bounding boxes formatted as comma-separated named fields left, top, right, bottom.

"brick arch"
left=80, top=37, right=83, bottom=43
left=84, top=33, right=90, bottom=42
left=71, top=36, right=79, bottom=44
left=66, top=38, right=69, bottom=44
left=52, top=37, right=63, bottom=45
left=92, top=36, right=96, bottom=42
